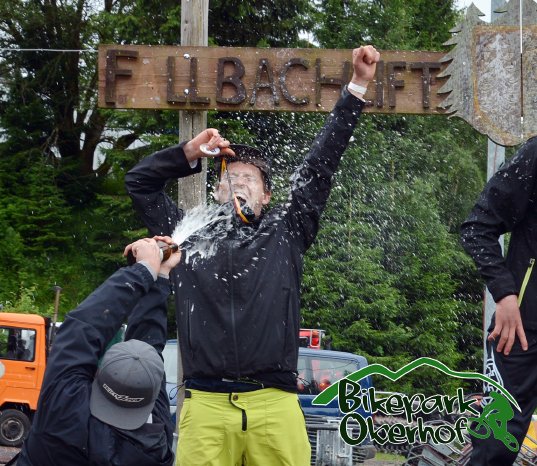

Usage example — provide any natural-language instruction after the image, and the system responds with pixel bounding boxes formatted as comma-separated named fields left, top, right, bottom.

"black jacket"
left=17, top=264, right=175, bottom=466
left=126, top=89, right=364, bottom=387
left=461, top=137, right=537, bottom=329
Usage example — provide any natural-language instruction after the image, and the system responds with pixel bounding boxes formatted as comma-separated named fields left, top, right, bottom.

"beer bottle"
left=127, top=241, right=179, bottom=266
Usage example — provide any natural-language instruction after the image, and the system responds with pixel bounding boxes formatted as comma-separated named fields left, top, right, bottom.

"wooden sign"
left=98, top=45, right=447, bottom=115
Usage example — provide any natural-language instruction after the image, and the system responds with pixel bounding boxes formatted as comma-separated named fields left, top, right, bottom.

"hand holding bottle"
left=153, top=236, right=182, bottom=277
left=124, top=238, right=163, bottom=273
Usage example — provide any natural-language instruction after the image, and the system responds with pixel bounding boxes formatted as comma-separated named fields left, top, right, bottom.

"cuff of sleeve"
left=158, top=272, right=170, bottom=280
left=156, top=275, right=171, bottom=288
left=340, top=86, right=366, bottom=110
left=138, top=261, right=158, bottom=281
left=345, top=84, right=366, bottom=102
left=487, top=276, right=518, bottom=303
left=179, top=141, right=203, bottom=174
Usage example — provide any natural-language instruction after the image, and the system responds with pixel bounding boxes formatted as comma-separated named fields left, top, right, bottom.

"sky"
left=456, top=0, right=492, bottom=22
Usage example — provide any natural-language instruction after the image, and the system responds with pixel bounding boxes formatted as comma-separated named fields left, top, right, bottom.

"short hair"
left=215, top=144, right=272, bottom=192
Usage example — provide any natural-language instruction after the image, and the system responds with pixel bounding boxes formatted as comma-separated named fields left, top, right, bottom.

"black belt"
left=185, top=377, right=264, bottom=393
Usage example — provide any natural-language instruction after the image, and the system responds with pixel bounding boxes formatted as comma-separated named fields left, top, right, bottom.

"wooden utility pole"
left=177, top=0, right=209, bottom=211
left=174, top=0, right=208, bottom=436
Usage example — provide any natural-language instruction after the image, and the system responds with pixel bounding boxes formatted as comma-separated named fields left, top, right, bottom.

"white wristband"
left=347, top=82, right=368, bottom=95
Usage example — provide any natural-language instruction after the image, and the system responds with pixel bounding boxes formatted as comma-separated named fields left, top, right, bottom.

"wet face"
left=215, top=161, right=271, bottom=217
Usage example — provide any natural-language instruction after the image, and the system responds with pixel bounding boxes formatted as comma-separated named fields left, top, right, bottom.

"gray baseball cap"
left=90, top=339, right=164, bottom=430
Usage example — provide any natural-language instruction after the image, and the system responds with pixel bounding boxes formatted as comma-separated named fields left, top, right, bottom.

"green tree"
left=313, top=0, right=458, bottom=50
left=299, top=122, right=483, bottom=394
left=209, top=0, right=314, bottom=47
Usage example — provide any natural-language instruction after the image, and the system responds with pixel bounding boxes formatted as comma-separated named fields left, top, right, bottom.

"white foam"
left=171, top=204, right=233, bottom=264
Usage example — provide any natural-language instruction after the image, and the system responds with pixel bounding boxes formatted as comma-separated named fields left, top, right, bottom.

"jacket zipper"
left=518, top=258, right=535, bottom=307
left=186, top=298, right=193, bottom=350
left=228, top=239, right=241, bottom=377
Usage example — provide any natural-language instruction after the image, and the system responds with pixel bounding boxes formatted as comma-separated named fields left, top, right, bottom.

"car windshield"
left=297, top=355, right=359, bottom=394
left=162, top=343, right=178, bottom=382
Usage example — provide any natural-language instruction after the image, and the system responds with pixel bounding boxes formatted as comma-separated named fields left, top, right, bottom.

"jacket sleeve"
left=124, top=276, right=170, bottom=353
left=29, top=264, right=156, bottom=441
left=285, top=87, right=364, bottom=251
left=124, top=276, right=174, bottom=442
left=125, top=143, right=202, bottom=236
left=460, top=137, right=537, bottom=302
left=43, top=263, right=156, bottom=384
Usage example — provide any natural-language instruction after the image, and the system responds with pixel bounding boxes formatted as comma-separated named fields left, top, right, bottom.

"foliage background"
left=0, top=0, right=504, bottom=394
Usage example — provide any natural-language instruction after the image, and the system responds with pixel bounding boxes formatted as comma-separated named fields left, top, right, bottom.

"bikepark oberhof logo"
left=312, top=357, right=519, bottom=452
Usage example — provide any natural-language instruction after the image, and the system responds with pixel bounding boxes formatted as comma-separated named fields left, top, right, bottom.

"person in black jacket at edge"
left=16, top=236, right=181, bottom=466
left=125, top=45, right=380, bottom=466
left=461, top=137, right=537, bottom=465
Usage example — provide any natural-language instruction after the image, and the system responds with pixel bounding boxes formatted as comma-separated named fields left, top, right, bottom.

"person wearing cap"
left=16, top=236, right=181, bottom=466
left=125, top=45, right=380, bottom=466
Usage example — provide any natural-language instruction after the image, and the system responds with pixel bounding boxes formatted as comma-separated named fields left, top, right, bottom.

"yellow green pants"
left=176, top=388, right=311, bottom=466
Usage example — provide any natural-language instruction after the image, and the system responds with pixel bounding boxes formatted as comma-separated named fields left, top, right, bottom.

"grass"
left=374, top=452, right=406, bottom=461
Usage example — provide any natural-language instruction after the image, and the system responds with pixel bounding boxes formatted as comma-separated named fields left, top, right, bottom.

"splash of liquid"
left=171, top=203, right=233, bottom=264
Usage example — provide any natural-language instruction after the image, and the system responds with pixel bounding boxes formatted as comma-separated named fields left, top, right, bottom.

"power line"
left=0, top=48, right=97, bottom=53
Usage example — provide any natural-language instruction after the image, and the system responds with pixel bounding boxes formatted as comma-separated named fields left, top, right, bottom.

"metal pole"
left=483, top=0, right=506, bottom=371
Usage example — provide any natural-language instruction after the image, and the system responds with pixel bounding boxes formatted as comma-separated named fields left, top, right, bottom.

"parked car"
left=297, top=346, right=376, bottom=464
left=162, top=337, right=376, bottom=464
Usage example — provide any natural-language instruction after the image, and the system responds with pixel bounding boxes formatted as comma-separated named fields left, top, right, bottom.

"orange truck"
left=0, top=313, right=51, bottom=446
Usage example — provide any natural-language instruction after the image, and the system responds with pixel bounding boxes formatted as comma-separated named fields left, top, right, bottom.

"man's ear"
left=262, top=191, right=271, bottom=205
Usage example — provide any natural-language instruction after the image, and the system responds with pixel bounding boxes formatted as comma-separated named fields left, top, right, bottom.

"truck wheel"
left=0, top=409, right=31, bottom=447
